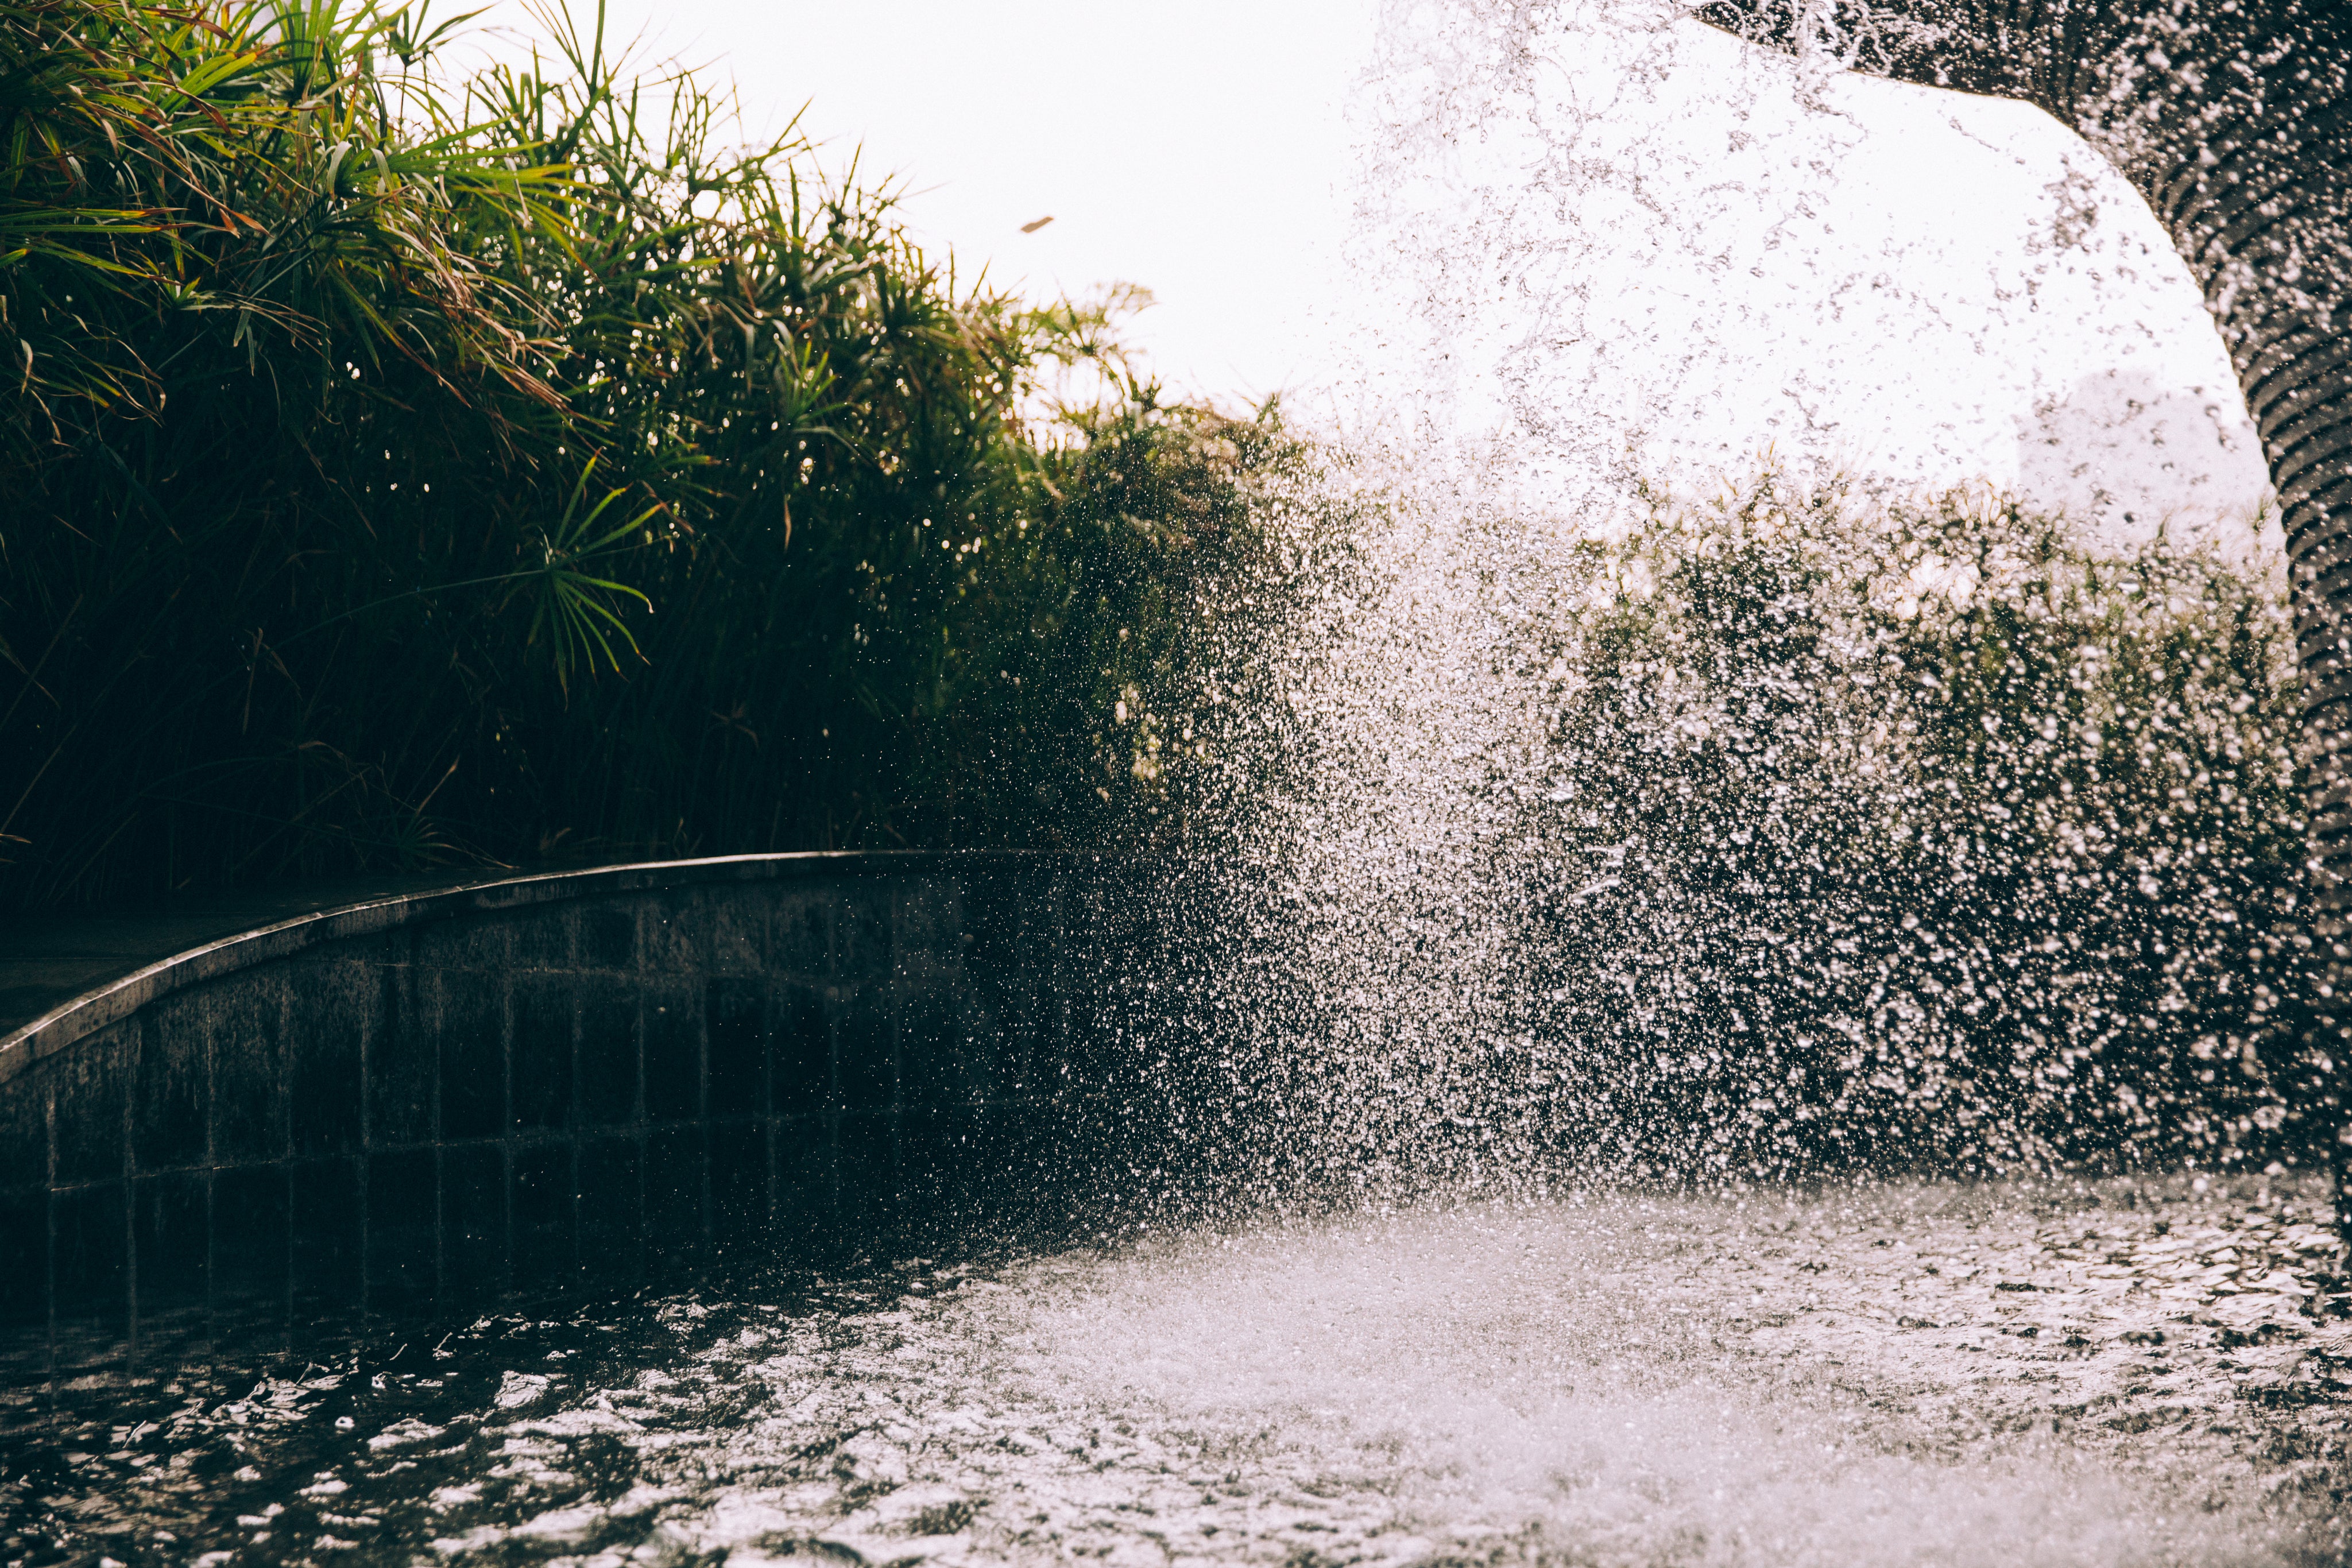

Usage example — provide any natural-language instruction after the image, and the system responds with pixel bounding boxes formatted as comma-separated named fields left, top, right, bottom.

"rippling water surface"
left=11, top=1177, right=2350, bottom=1568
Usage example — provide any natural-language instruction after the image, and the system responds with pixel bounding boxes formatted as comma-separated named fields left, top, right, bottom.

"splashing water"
left=1132, top=0, right=2314, bottom=1205
left=1153, top=465, right=2304, bottom=1198
left=16, top=1179, right=2346, bottom=1568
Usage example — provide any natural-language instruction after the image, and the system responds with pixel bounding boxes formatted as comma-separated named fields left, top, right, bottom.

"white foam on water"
left=992, top=1201, right=2295, bottom=1567
left=593, top=1187, right=2342, bottom=1568
left=30, top=1191, right=2344, bottom=1568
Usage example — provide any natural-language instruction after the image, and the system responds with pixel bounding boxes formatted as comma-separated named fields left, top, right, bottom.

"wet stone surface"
left=6, top=1176, right=2350, bottom=1568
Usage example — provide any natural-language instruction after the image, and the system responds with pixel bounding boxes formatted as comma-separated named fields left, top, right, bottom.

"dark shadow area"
left=0, top=857, right=1182, bottom=1382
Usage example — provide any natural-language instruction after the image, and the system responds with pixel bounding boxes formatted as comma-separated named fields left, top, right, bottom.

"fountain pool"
left=6, top=1, right=2347, bottom=1562
left=11, top=1175, right=2347, bottom=1568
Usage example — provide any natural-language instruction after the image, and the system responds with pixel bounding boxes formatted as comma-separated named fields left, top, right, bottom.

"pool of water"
left=9, top=1176, right=2350, bottom=1568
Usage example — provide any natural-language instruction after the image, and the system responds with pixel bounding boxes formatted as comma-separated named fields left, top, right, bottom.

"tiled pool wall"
left=0, top=855, right=1165, bottom=1372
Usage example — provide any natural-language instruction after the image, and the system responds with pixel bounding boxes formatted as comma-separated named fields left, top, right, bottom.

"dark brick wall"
left=0, top=855, right=1141, bottom=1372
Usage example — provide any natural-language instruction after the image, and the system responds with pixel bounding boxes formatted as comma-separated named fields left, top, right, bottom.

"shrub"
left=0, top=0, right=1287, bottom=909
left=1139, top=462, right=2316, bottom=1196
left=1508, top=472, right=2310, bottom=1175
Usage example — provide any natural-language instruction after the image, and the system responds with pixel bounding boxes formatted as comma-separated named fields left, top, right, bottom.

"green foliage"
left=0, top=0, right=1287, bottom=908
left=1511, top=471, right=2310, bottom=1172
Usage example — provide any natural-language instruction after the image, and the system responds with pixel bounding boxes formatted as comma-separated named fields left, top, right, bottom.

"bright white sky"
left=478, top=0, right=2274, bottom=563
left=486, top=0, right=1375, bottom=411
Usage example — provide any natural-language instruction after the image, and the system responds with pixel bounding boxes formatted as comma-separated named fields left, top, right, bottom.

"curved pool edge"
left=0, top=851, right=1055, bottom=1085
left=0, top=849, right=1158, bottom=1369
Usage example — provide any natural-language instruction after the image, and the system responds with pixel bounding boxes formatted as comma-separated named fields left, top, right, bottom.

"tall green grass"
left=0, top=0, right=1290, bottom=910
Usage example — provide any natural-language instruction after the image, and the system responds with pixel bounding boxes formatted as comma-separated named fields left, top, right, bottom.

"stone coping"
left=0, top=851, right=1057, bottom=1086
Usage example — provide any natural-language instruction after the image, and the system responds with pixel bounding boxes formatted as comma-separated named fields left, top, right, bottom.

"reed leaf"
left=0, top=0, right=1291, bottom=908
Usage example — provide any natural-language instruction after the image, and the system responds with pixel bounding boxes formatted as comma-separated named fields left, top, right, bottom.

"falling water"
left=1136, top=0, right=2316, bottom=1204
